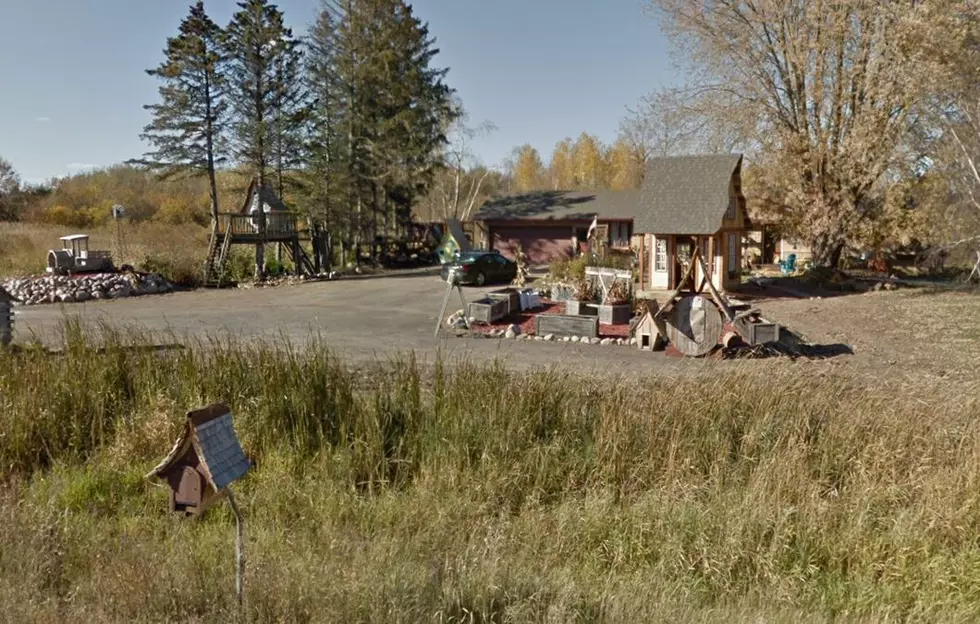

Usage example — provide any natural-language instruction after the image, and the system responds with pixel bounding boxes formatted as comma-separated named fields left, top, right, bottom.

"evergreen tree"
left=306, top=0, right=456, bottom=262
left=224, top=0, right=302, bottom=189
left=135, top=1, right=227, bottom=221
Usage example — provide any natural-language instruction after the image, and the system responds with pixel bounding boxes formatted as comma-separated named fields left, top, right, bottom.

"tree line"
left=132, top=0, right=455, bottom=271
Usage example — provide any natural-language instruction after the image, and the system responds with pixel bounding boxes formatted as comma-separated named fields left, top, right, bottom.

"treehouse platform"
left=203, top=212, right=316, bottom=286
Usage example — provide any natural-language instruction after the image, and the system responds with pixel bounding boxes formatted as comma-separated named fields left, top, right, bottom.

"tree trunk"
left=810, top=235, right=846, bottom=269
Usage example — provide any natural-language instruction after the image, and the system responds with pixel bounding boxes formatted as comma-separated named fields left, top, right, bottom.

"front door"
left=672, top=236, right=696, bottom=291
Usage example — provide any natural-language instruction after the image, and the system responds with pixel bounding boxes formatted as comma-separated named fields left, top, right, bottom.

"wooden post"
left=226, top=486, right=245, bottom=617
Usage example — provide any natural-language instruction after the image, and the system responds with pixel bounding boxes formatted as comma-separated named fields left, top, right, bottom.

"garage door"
left=492, top=225, right=571, bottom=265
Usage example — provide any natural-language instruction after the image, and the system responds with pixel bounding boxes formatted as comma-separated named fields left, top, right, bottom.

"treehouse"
left=203, top=180, right=316, bottom=285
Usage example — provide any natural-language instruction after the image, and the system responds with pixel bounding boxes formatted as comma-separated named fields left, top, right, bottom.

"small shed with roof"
left=633, top=154, right=751, bottom=293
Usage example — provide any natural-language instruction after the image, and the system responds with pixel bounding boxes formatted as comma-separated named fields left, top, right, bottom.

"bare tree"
left=618, top=88, right=711, bottom=164
left=430, top=98, right=497, bottom=221
left=646, top=0, right=971, bottom=267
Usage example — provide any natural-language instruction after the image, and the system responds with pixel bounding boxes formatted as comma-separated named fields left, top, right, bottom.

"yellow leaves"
left=512, top=145, right=545, bottom=192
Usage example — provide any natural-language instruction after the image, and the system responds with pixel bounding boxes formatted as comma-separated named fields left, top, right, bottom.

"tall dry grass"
left=0, top=221, right=209, bottom=284
left=1, top=326, right=979, bottom=621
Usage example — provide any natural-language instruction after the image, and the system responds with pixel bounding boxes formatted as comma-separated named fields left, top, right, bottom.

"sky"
left=0, top=0, right=678, bottom=185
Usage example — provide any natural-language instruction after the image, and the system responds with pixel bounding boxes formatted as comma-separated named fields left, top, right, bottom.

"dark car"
left=440, top=250, right=517, bottom=286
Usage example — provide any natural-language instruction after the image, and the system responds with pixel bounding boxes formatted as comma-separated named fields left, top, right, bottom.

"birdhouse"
left=633, top=308, right=665, bottom=352
left=0, top=287, right=17, bottom=347
left=146, top=403, right=250, bottom=517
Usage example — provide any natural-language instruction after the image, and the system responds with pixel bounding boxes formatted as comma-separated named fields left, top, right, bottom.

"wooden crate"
left=566, top=300, right=597, bottom=316
left=468, top=297, right=508, bottom=323
left=596, top=303, right=631, bottom=325
left=735, top=317, right=781, bottom=345
left=535, top=313, right=599, bottom=338
left=487, top=288, right=521, bottom=315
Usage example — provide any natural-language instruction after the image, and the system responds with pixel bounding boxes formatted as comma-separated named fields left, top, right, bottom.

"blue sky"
left=0, top=0, right=676, bottom=185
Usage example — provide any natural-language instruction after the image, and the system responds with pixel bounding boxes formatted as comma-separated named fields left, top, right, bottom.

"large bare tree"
left=429, top=98, right=497, bottom=221
left=647, top=0, right=971, bottom=266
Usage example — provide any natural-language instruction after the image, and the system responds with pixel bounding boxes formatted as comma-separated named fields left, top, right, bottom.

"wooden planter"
left=596, top=303, right=631, bottom=325
left=487, top=288, right=521, bottom=315
left=535, top=313, right=599, bottom=338
left=468, top=297, right=508, bottom=323
left=566, top=299, right=598, bottom=316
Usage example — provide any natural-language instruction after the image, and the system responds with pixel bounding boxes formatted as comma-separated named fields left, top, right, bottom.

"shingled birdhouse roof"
left=147, top=403, right=250, bottom=491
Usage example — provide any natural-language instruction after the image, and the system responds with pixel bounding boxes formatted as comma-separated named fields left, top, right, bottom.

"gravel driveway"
left=11, top=273, right=717, bottom=375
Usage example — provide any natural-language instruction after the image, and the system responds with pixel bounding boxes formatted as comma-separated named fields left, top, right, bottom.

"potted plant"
left=596, top=279, right=632, bottom=324
left=566, top=275, right=597, bottom=316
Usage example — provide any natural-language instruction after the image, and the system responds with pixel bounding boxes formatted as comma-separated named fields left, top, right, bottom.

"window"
left=655, top=238, right=667, bottom=272
left=725, top=196, right=736, bottom=220
left=727, top=233, right=739, bottom=277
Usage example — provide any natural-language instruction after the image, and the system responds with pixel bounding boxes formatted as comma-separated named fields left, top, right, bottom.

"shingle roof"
left=474, top=190, right=642, bottom=222
left=634, top=154, right=743, bottom=235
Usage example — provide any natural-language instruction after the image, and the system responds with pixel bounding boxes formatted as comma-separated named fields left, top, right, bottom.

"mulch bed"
left=468, top=300, right=631, bottom=339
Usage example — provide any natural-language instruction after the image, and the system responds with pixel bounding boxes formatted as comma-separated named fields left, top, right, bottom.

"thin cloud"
left=35, top=116, right=51, bottom=122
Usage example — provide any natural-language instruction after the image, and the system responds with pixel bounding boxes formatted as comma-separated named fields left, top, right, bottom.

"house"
left=634, top=154, right=751, bottom=294
left=472, top=190, right=639, bottom=265
left=745, top=227, right=814, bottom=267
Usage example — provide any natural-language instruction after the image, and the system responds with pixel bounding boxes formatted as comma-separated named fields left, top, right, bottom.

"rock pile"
left=2, top=273, right=173, bottom=306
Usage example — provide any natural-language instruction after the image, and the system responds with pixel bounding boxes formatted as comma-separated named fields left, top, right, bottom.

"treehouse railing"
left=216, top=212, right=300, bottom=237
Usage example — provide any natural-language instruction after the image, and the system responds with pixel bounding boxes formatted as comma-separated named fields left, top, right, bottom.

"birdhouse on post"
left=0, top=286, right=18, bottom=347
left=146, top=403, right=250, bottom=517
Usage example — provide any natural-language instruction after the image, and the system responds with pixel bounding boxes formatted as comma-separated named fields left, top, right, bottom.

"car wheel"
left=475, top=271, right=486, bottom=286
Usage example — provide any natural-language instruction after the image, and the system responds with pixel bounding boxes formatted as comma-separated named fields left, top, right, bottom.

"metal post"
left=225, top=486, right=245, bottom=615
left=434, top=268, right=467, bottom=339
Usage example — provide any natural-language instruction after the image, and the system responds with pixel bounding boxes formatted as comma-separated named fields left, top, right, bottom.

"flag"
left=586, top=215, right=598, bottom=240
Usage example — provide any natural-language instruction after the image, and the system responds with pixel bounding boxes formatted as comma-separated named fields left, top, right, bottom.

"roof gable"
left=475, top=190, right=642, bottom=222
left=238, top=179, right=289, bottom=214
left=634, top=154, right=744, bottom=234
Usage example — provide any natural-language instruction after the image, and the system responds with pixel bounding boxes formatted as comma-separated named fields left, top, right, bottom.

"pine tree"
left=224, top=0, right=302, bottom=188
left=305, top=0, right=456, bottom=263
left=134, top=1, right=227, bottom=221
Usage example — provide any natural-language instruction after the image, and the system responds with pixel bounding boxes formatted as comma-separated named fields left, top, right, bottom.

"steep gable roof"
left=475, top=189, right=642, bottom=222
left=238, top=178, right=289, bottom=214
left=634, top=154, right=744, bottom=234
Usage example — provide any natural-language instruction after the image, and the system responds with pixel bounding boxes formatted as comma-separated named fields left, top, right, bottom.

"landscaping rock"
left=562, top=337, right=571, bottom=342
left=506, top=323, right=521, bottom=336
left=2, top=272, right=173, bottom=307
left=600, top=338, right=613, bottom=345
left=505, top=328, right=517, bottom=339
left=629, top=337, right=638, bottom=346
left=544, top=334, right=554, bottom=341
left=570, top=336, right=580, bottom=343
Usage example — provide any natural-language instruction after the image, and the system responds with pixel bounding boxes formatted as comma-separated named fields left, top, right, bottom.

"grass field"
left=2, top=323, right=980, bottom=622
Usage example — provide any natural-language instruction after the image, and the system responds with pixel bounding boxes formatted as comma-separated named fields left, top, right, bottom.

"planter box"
left=487, top=288, right=521, bottom=315
left=468, top=297, right=508, bottom=323
left=735, top=317, right=781, bottom=345
left=535, top=313, right=599, bottom=338
left=566, top=299, right=598, bottom=316
left=596, top=303, right=631, bottom=325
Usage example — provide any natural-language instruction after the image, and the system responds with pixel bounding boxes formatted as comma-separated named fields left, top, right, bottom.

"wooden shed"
left=146, top=403, right=251, bottom=517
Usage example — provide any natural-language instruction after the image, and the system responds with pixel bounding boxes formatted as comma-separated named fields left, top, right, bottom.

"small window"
left=725, top=197, right=736, bottom=220
left=727, top=233, right=739, bottom=277
left=655, top=238, right=667, bottom=272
